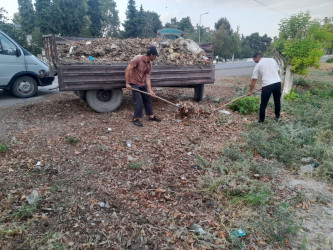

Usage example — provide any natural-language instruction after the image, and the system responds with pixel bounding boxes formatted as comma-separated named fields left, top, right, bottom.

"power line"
left=253, top=0, right=289, bottom=16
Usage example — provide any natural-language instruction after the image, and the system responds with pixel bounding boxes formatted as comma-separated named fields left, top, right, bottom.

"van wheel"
left=11, top=76, right=38, bottom=98
left=194, top=84, right=204, bottom=101
left=85, top=89, right=123, bottom=113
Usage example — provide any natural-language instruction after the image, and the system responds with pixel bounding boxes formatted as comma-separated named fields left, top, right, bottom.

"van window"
left=0, top=33, right=17, bottom=56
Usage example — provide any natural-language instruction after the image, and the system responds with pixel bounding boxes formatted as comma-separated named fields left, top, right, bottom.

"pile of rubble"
left=57, top=37, right=210, bottom=66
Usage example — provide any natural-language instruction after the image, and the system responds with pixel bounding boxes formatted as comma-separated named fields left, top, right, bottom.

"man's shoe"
left=132, top=119, right=143, bottom=127
left=274, top=117, right=279, bottom=122
left=258, top=120, right=264, bottom=123
left=148, top=115, right=161, bottom=122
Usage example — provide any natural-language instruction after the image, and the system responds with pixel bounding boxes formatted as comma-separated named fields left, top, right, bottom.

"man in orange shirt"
left=125, top=46, right=161, bottom=127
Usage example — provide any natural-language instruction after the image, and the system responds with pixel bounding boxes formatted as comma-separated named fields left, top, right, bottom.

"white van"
left=0, top=29, right=55, bottom=98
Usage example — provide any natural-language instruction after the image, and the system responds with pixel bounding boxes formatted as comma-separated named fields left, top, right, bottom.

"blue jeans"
left=260, top=82, right=281, bottom=122
left=130, top=84, right=153, bottom=119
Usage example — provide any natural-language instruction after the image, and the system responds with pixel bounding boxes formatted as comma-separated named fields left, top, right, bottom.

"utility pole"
left=199, top=12, right=208, bottom=43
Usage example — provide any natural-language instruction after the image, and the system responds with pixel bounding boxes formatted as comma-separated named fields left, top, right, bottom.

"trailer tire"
left=194, top=84, right=204, bottom=101
left=85, top=89, right=123, bottom=113
left=11, top=76, right=38, bottom=98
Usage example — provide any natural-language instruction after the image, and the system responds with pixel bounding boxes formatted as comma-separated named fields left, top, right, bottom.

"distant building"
left=157, top=28, right=184, bottom=40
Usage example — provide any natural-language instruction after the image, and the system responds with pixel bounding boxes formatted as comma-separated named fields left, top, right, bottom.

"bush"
left=229, top=96, right=260, bottom=115
left=326, top=58, right=333, bottom=63
left=284, top=88, right=300, bottom=101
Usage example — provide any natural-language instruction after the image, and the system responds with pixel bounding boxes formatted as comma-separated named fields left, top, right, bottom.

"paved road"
left=215, top=61, right=255, bottom=77
left=0, top=77, right=59, bottom=108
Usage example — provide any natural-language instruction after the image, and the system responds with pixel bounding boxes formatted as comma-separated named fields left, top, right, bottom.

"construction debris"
left=57, top=38, right=210, bottom=66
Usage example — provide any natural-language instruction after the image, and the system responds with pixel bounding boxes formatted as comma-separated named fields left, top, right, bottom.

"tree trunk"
left=232, top=53, right=234, bottom=62
left=282, top=65, right=294, bottom=97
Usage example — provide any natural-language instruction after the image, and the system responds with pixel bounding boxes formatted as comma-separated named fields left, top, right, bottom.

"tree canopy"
left=273, top=11, right=331, bottom=95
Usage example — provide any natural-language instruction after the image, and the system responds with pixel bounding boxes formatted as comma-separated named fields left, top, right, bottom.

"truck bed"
left=43, top=35, right=215, bottom=92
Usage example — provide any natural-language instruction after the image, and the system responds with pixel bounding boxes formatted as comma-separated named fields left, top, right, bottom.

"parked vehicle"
left=0, top=29, right=55, bottom=98
left=43, top=35, right=214, bottom=113
left=156, top=28, right=184, bottom=40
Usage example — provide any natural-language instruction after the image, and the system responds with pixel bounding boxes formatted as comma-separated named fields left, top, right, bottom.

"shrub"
left=284, top=88, right=300, bottom=101
left=229, top=96, right=260, bottom=115
left=326, top=58, right=333, bottom=63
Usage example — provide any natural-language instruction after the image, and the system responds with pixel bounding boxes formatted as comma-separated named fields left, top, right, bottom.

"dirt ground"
left=0, top=75, right=332, bottom=249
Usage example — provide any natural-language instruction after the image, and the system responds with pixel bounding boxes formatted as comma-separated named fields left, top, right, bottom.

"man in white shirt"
left=248, top=52, right=281, bottom=123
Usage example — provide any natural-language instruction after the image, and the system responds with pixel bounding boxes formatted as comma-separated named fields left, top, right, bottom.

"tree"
left=53, top=0, right=88, bottom=36
left=87, top=0, right=102, bottom=37
left=229, top=29, right=241, bottom=61
left=215, top=17, right=232, bottom=34
left=178, top=17, right=194, bottom=31
left=136, top=4, right=144, bottom=38
left=35, top=0, right=53, bottom=34
left=212, top=25, right=233, bottom=61
left=212, top=17, right=236, bottom=61
left=18, top=0, right=35, bottom=33
left=100, top=0, right=120, bottom=37
left=164, top=18, right=178, bottom=28
left=0, top=7, right=8, bottom=23
left=244, top=32, right=272, bottom=54
left=273, top=12, right=330, bottom=96
left=322, top=17, right=333, bottom=54
left=141, top=11, right=162, bottom=38
left=123, top=0, right=138, bottom=38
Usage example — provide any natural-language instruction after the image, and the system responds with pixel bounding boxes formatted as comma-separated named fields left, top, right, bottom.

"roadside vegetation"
left=196, top=63, right=333, bottom=248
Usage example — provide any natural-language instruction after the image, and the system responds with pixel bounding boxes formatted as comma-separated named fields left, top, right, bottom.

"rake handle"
left=220, top=88, right=262, bottom=108
left=131, top=88, right=179, bottom=108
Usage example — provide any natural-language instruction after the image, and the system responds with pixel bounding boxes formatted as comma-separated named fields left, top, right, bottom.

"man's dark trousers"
left=259, top=82, right=281, bottom=122
left=130, top=84, right=153, bottom=119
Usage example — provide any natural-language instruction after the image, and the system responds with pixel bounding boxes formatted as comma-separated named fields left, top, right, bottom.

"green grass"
left=66, top=136, right=80, bottom=145
left=0, top=144, right=8, bottom=153
left=10, top=204, right=37, bottom=220
left=128, top=161, right=143, bottom=169
left=241, top=79, right=333, bottom=178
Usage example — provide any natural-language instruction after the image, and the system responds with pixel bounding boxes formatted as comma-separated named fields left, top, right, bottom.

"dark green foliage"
left=55, top=0, right=88, bottom=36
left=243, top=32, right=272, bottom=54
left=0, top=144, right=8, bottom=153
left=229, top=96, right=260, bottom=115
left=18, top=0, right=35, bottom=33
left=326, top=58, right=333, bottom=63
left=123, top=0, right=138, bottom=38
left=87, top=0, right=102, bottom=37
left=34, top=0, right=54, bottom=34
left=101, top=0, right=120, bottom=37
left=141, top=11, right=162, bottom=38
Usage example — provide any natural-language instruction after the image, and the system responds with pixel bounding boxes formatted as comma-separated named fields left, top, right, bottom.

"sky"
left=0, top=0, right=332, bottom=38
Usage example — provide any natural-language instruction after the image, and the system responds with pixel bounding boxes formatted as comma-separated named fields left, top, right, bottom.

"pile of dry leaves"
left=57, top=37, right=210, bottom=66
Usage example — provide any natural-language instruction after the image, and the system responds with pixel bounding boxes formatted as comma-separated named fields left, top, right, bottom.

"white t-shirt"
left=252, top=58, right=281, bottom=87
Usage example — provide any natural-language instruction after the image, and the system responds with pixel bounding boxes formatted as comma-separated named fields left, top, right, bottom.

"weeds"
left=0, top=144, right=8, bottom=153
left=228, top=96, right=260, bottom=115
left=10, top=204, right=37, bottom=220
left=66, top=136, right=80, bottom=145
left=128, top=161, right=143, bottom=169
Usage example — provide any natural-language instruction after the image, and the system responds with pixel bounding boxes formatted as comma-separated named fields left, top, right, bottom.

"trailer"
left=43, top=35, right=215, bottom=113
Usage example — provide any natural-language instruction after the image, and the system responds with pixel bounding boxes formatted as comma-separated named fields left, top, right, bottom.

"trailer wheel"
left=194, top=84, right=204, bottom=101
left=85, top=89, right=123, bottom=113
left=11, top=76, right=38, bottom=98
